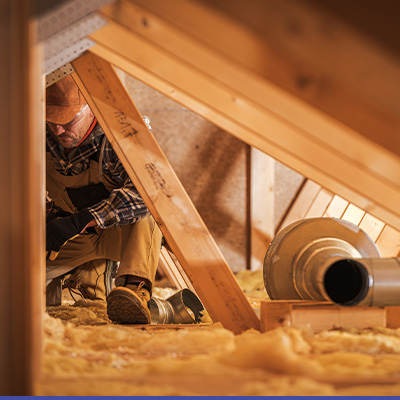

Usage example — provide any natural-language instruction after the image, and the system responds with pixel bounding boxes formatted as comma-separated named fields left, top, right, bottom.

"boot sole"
left=107, top=287, right=151, bottom=324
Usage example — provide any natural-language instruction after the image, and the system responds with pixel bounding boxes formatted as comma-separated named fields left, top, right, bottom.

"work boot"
left=63, top=259, right=118, bottom=301
left=46, top=276, right=63, bottom=306
left=107, top=281, right=151, bottom=324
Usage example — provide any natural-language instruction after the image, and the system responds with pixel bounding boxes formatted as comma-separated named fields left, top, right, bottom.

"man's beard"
left=57, top=134, right=79, bottom=148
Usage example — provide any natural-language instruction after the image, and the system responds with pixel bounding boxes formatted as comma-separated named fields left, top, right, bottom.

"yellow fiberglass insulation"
left=37, top=273, right=400, bottom=396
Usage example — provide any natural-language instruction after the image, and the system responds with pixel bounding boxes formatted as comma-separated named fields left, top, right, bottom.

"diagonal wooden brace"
left=71, top=51, right=259, bottom=333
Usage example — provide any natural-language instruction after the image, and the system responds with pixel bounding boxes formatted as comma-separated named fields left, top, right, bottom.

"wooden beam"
left=272, top=173, right=400, bottom=257
left=386, top=306, right=400, bottom=329
left=0, top=0, right=44, bottom=395
left=304, top=188, right=334, bottom=218
left=358, top=214, right=385, bottom=243
left=128, top=0, right=400, bottom=158
left=158, top=247, right=186, bottom=290
left=71, top=52, right=259, bottom=334
left=375, top=225, right=400, bottom=258
left=270, top=175, right=400, bottom=257
left=89, top=0, right=400, bottom=231
left=27, top=26, right=45, bottom=398
left=341, top=204, right=366, bottom=226
left=323, top=195, right=349, bottom=219
left=260, top=300, right=387, bottom=333
left=277, top=179, right=320, bottom=231
left=250, top=149, right=274, bottom=271
left=158, top=246, right=195, bottom=292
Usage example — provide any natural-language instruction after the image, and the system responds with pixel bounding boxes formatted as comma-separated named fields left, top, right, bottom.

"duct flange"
left=263, top=218, right=380, bottom=304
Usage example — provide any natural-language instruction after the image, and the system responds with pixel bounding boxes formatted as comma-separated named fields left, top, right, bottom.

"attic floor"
left=37, top=272, right=400, bottom=396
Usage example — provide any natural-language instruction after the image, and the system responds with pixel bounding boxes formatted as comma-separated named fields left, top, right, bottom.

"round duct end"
left=323, top=259, right=370, bottom=306
left=263, top=218, right=379, bottom=302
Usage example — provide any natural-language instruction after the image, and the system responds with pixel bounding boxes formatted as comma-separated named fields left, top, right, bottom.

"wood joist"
left=260, top=300, right=400, bottom=333
left=279, top=178, right=400, bottom=258
left=88, top=0, right=400, bottom=231
left=71, top=52, right=259, bottom=334
left=0, top=0, right=44, bottom=395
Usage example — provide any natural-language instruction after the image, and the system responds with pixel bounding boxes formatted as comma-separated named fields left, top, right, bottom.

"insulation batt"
left=38, top=271, right=400, bottom=396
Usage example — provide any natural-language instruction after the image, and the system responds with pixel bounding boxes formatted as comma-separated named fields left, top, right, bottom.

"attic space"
left=2, top=0, right=400, bottom=396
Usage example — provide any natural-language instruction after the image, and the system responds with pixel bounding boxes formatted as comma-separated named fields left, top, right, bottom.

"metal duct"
left=148, top=289, right=204, bottom=324
left=263, top=218, right=400, bottom=306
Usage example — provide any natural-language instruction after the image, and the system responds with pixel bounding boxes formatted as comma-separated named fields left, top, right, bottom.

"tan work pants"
left=46, top=215, right=162, bottom=291
left=46, top=151, right=162, bottom=291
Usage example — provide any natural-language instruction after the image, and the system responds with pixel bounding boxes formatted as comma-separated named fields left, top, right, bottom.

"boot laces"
left=63, top=278, right=84, bottom=302
left=134, top=281, right=146, bottom=297
left=62, top=267, right=104, bottom=301
left=127, top=281, right=149, bottom=301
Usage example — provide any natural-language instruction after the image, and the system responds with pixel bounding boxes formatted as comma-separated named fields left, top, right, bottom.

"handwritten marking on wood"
left=72, top=52, right=259, bottom=333
left=145, top=162, right=174, bottom=197
left=114, top=110, right=138, bottom=137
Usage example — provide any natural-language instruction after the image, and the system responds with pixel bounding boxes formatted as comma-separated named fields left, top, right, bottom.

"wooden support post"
left=250, top=148, right=274, bottom=271
left=71, top=52, right=259, bottom=334
left=0, top=0, right=44, bottom=395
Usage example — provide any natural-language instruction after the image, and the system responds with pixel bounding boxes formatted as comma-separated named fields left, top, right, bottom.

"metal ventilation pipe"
left=263, top=218, right=400, bottom=306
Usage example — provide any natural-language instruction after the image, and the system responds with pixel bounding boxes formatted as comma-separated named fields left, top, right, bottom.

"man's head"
left=46, top=75, right=95, bottom=148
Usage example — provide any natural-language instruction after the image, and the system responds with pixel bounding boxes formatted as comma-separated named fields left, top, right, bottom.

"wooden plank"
left=323, top=195, right=349, bottom=219
left=159, top=246, right=197, bottom=294
left=260, top=300, right=293, bottom=332
left=277, top=179, right=320, bottom=231
left=37, top=373, right=400, bottom=397
left=323, top=198, right=400, bottom=256
left=127, top=0, right=400, bottom=159
left=386, top=306, right=400, bottom=329
left=304, top=188, right=334, bottom=218
left=27, top=21, right=45, bottom=397
left=88, top=34, right=400, bottom=230
left=110, top=323, right=212, bottom=330
left=158, top=247, right=187, bottom=291
left=358, top=213, right=385, bottom=242
left=71, top=52, right=259, bottom=334
left=0, top=1, right=44, bottom=395
left=260, top=301, right=386, bottom=333
left=341, top=204, right=365, bottom=226
left=250, top=149, right=274, bottom=271
left=89, top=0, right=400, bottom=232
left=291, top=305, right=386, bottom=332
left=375, top=225, right=400, bottom=257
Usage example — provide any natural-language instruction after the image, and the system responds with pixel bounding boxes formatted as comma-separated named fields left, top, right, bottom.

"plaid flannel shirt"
left=46, top=122, right=149, bottom=228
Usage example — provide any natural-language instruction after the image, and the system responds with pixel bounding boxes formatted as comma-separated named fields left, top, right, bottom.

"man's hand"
left=46, top=208, right=95, bottom=261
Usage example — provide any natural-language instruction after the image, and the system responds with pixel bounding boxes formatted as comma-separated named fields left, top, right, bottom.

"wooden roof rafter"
left=4, top=0, right=400, bottom=394
left=88, top=0, right=400, bottom=231
left=71, top=52, right=260, bottom=334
